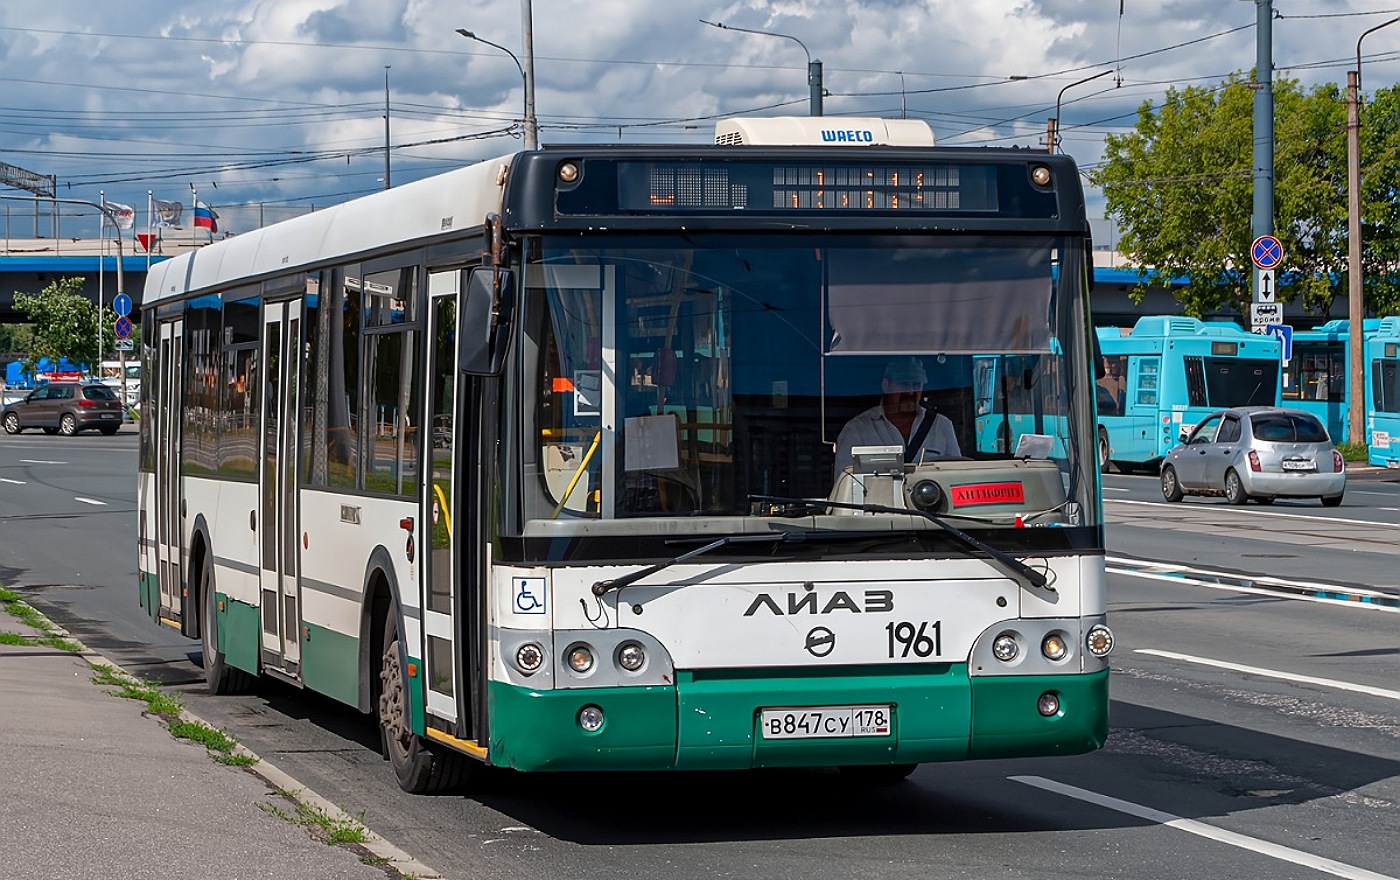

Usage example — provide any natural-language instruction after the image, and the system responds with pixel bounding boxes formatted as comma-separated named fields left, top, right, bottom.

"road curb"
left=10, top=602, right=446, bottom=880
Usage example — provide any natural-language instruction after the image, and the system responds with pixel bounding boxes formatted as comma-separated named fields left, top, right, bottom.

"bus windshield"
left=518, top=232, right=1097, bottom=541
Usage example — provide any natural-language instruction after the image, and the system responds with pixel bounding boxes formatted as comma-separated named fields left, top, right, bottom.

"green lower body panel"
left=968, top=669, right=1110, bottom=759
left=487, top=681, right=679, bottom=772
left=301, top=621, right=360, bottom=708
left=216, top=595, right=261, bottom=679
left=675, top=665, right=970, bottom=770
left=486, top=666, right=1109, bottom=773
left=139, top=569, right=157, bottom=617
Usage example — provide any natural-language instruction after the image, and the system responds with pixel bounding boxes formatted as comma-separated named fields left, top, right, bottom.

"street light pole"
left=456, top=27, right=538, bottom=149
left=1048, top=70, right=1112, bottom=153
left=1346, top=15, right=1400, bottom=445
left=700, top=20, right=822, bottom=116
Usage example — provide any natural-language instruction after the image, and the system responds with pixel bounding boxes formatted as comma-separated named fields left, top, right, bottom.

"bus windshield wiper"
left=749, top=494, right=1051, bottom=592
left=592, top=534, right=785, bottom=596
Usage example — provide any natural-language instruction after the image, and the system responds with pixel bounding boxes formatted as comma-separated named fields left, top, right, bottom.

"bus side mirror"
left=459, top=266, right=514, bottom=376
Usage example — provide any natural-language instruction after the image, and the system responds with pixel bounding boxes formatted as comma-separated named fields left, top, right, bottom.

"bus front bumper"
left=483, top=667, right=1109, bottom=773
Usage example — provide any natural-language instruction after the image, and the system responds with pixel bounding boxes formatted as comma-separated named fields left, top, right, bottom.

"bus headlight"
left=992, top=633, right=1019, bottom=662
left=566, top=644, right=595, bottom=673
left=1041, top=632, right=1068, bottom=661
left=514, top=642, right=545, bottom=674
left=617, top=642, right=646, bottom=672
left=1085, top=624, right=1114, bottom=658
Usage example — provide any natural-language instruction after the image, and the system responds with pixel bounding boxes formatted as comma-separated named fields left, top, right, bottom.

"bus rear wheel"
left=1097, top=427, right=1111, bottom=474
left=200, top=552, right=253, bottom=695
left=378, top=609, right=473, bottom=793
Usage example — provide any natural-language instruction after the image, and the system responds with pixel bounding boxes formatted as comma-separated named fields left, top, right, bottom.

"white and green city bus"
left=138, top=117, right=1113, bottom=792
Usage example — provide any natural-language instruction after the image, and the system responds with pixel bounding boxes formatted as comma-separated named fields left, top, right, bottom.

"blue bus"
left=1282, top=318, right=1381, bottom=443
left=1095, top=317, right=1281, bottom=472
left=1367, top=316, right=1400, bottom=468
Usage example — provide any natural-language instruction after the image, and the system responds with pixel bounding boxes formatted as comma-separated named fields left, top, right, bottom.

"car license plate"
left=1281, top=460, right=1315, bottom=471
left=100, top=413, right=116, bottom=419
left=760, top=705, right=892, bottom=740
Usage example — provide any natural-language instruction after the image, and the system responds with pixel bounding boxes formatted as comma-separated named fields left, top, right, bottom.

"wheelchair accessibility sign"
left=512, top=576, right=547, bottom=614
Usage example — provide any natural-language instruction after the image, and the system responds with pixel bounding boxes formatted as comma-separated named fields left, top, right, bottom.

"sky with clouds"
left=2, top=0, right=1399, bottom=244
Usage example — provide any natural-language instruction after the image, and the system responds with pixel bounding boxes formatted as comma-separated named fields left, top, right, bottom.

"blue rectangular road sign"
left=1264, top=324, right=1292, bottom=361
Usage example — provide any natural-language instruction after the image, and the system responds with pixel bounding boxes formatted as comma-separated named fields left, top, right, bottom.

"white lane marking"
left=1101, top=486, right=1129, bottom=492
left=0, top=478, right=24, bottom=485
left=1134, top=649, right=1400, bottom=701
left=1105, top=562, right=1400, bottom=615
left=1010, top=776, right=1398, bottom=880
left=74, top=497, right=105, bottom=506
left=1380, top=507, right=1400, bottom=512
left=1107, top=498, right=1386, bottom=528
left=18, top=459, right=65, bottom=465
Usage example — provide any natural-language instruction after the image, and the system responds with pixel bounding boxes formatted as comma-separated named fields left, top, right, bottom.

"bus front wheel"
left=378, top=609, right=473, bottom=793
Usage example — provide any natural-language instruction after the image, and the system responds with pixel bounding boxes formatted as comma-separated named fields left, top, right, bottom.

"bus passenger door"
left=154, top=318, right=186, bottom=628
left=258, top=300, right=304, bottom=678
left=421, top=270, right=480, bottom=745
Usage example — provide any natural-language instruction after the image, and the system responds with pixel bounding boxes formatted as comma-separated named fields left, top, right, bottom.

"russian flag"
left=193, top=201, right=218, bottom=233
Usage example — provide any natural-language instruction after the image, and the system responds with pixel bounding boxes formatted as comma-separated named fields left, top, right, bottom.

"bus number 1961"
left=886, top=620, right=941, bottom=658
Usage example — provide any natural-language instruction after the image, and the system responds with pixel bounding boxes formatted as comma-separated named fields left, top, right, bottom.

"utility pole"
left=383, top=66, right=392, bottom=189
left=521, top=0, right=539, bottom=149
left=1249, top=0, right=1275, bottom=294
left=1346, top=15, right=1400, bottom=445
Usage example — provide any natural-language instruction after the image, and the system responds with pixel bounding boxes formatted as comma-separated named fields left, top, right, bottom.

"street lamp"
left=1048, top=70, right=1112, bottom=153
left=700, top=20, right=822, bottom=116
left=456, top=27, right=538, bottom=149
left=1346, top=15, right=1400, bottom=445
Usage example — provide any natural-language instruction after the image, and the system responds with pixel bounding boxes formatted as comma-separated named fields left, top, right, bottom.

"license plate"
left=100, top=413, right=116, bottom=419
left=760, top=705, right=892, bottom=739
left=1281, top=460, right=1315, bottom=471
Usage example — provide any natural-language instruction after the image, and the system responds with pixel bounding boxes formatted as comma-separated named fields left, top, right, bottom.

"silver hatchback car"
left=1160, top=406, right=1345, bottom=506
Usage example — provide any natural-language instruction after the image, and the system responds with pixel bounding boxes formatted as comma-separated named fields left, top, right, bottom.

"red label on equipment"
left=949, top=482, right=1025, bottom=507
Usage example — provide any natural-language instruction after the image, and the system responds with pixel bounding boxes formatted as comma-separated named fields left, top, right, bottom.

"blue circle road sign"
left=1251, top=235, right=1284, bottom=270
left=114, top=315, right=133, bottom=340
left=112, top=293, right=132, bottom=317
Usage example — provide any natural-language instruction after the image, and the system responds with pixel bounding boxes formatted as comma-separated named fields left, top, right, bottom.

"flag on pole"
left=152, top=198, right=183, bottom=228
left=102, top=199, right=135, bottom=230
left=193, top=201, right=218, bottom=233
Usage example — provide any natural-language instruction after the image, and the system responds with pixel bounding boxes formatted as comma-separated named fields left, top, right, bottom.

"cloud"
left=0, top=0, right=1393, bottom=240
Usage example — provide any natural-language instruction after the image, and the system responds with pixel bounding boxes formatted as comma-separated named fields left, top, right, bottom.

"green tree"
left=0, top=323, right=35, bottom=355
left=12, top=276, right=115, bottom=372
left=1092, top=73, right=1400, bottom=319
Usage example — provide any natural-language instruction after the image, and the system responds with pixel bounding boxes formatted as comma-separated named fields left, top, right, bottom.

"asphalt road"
left=3, top=430, right=1396, bottom=880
